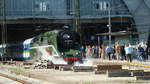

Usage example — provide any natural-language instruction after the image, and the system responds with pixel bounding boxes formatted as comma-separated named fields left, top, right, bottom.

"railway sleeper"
left=136, top=76, right=150, bottom=80
left=107, top=71, right=133, bottom=77
left=59, top=66, right=73, bottom=71
left=107, top=70, right=145, bottom=77
left=73, top=66, right=94, bottom=72
left=97, top=65, right=122, bottom=71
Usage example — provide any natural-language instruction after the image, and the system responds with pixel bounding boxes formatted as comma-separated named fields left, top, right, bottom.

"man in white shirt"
left=141, top=42, right=147, bottom=60
left=124, top=43, right=133, bottom=62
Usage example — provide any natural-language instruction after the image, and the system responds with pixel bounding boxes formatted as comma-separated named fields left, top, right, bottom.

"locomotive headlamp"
left=63, top=34, right=70, bottom=39
left=61, top=53, right=64, bottom=56
left=76, top=52, right=79, bottom=55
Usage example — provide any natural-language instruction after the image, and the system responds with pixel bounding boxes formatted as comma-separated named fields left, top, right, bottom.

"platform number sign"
left=35, top=2, right=47, bottom=11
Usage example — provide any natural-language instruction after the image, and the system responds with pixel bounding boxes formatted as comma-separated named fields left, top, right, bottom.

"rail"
left=0, top=73, right=31, bottom=84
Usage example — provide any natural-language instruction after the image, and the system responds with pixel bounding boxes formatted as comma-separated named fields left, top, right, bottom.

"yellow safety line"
left=99, top=60, right=150, bottom=68
left=127, top=62, right=150, bottom=68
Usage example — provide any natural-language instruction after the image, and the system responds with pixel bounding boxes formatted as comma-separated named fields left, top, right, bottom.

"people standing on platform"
left=0, top=53, right=2, bottom=61
left=148, top=47, right=150, bottom=58
left=101, top=45, right=106, bottom=59
left=141, top=42, right=147, bottom=60
left=85, top=45, right=88, bottom=58
left=120, top=45, right=126, bottom=60
left=87, top=45, right=92, bottom=58
left=115, top=42, right=121, bottom=60
left=91, top=45, right=96, bottom=58
left=124, top=43, right=133, bottom=62
left=137, top=44, right=145, bottom=61
left=95, top=45, right=99, bottom=58
left=80, top=46, right=85, bottom=58
left=112, top=46, right=116, bottom=60
left=98, top=45, right=102, bottom=58
left=105, top=46, right=114, bottom=60
left=81, top=40, right=149, bottom=62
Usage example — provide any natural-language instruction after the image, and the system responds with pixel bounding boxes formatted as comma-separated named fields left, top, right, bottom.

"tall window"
left=66, top=0, right=73, bottom=15
left=40, top=2, right=46, bottom=11
left=95, top=1, right=108, bottom=11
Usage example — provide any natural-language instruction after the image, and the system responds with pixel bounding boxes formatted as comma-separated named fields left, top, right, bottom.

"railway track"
left=0, top=73, right=32, bottom=84
left=1, top=59, right=150, bottom=69
left=0, top=59, right=150, bottom=83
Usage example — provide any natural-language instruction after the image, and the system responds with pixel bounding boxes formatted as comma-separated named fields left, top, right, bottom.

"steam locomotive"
left=0, top=29, right=81, bottom=64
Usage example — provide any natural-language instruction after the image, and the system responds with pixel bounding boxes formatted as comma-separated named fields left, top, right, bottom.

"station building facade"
left=0, top=0, right=149, bottom=44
